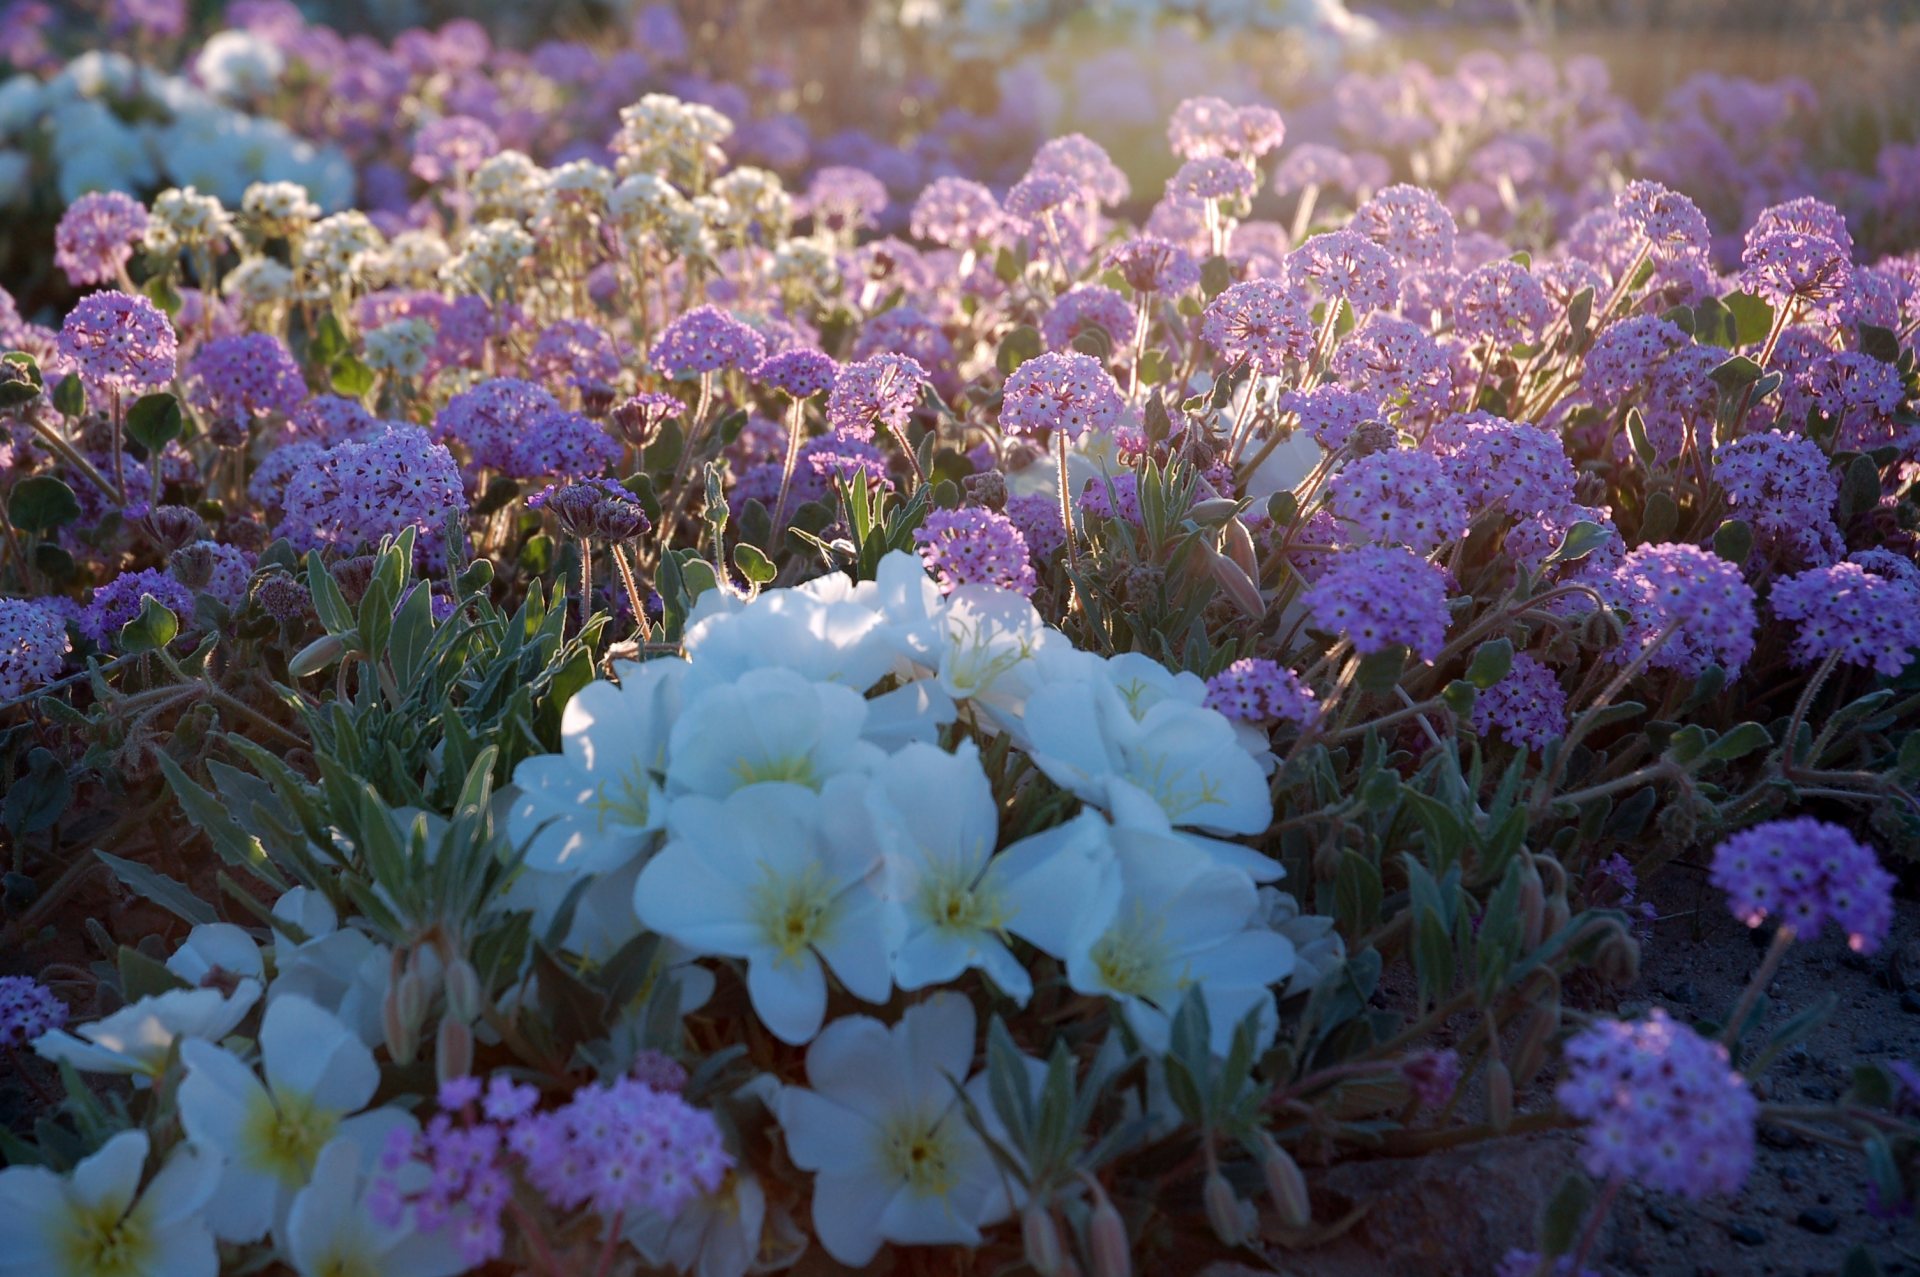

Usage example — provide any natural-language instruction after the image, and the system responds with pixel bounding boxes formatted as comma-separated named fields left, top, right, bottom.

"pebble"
left=1665, top=980, right=1697, bottom=1005
left=1794, top=1207, right=1839, bottom=1235
left=1727, top=1223, right=1766, bottom=1246
left=1900, top=990, right=1920, bottom=1015
left=1647, top=1201, right=1679, bottom=1230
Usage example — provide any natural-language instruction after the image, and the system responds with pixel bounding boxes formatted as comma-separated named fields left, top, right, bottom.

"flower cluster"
left=0, top=597, right=69, bottom=700
left=914, top=507, right=1038, bottom=596
left=1709, top=817, right=1895, bottom=952
left=1204, top=659, right=1318, bottom=727
left=0, top=974, right=66, bottom=1047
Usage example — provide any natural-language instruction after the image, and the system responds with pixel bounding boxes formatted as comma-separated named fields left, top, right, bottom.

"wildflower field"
left=1, top=1, right=1918, bottom=1274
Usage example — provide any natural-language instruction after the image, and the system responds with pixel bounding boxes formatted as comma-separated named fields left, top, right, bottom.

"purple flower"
left=1204, top=658, right=1318, bottom=728
left=1329, top=449, right=1468, bottom=553
left=185, top=333, right=305, bottom=425
left=1497, top=1252, right=1598, bottom=1277
left=1272, top=144, right=1363, bottom=198
left=435, top=377, right=561, bottom=472
left=1400, top=1049, right=1462, bottom=1111
left=0, top=974, right=66, bottom=1048
left=1710, top=817, right=1894, bottom=953
left=913, top=507, right=1036, bottom=596
left=1425, top=411, right=1576, bottom=519
left=411, top=115, right=499, bottom=182
left=1029, top=133, right=1129, bottom=207
left=54, top=192, right=149, bottom=287
left=505, top=410, right=621, bottom=481
left=1471, top=652, right=1567, bottom=750
left=1557, top=1010, right=1756, bottom=1198
left=1043, top=284, right=1133, bottom=354
left=1580, top=314, right=1689, bottom=408
left=648, top=305, right=766, bottom=380
left=1280, top=385, right=1381, bottom=453
left=1453, top=260, right=1553, bottom=344
left=278, top=426, right=469, bottom=567
left=1078, top=471, right=1141, bottom=524
left=1713, top=432, right=1843, bottom=567
left=910, top=176, right=1002, bottom=247
left=1331, top=313, right=1453, bottom=416
left=1614, top=181, right=1713, bottom=264
left=1740, top=230, right=1853, bottom=312
left=1749, top=196, right=1854, bottom=257
left=1104, top=236, right=1201, bottom=295
left=1171, top=156, right=1255, bottom=203
left=1770, top=562, right=1920, bottom=678
left=57, top=291, right=177, bottom=393
left=516, top=1077, right=730, bottom=1221
left=1004, top=491, right=1066, bottom=561
left=1201, top=279, right=1313, bottom=375
left=1000, top=351, right=1123, bottom=441
left=1610, top=543, right=1757, bottom=680
left=526, top=319, right=624, bottom=386
left=1352, top=184, right=1458, bottom=272
left=1287, top=229, right=1398, bottom=314
left=1004, top=172, right=1081, bottom=222
left=755, top=348, right=838, bottom=399
left=805, top=165, right=890, bottom=234
left=827, top=353, right=929, bottom=442
left=1303, top=544, right=1451, bottom=660
left=80, top=568, right=196, bottom=647
left=0, top=597, right=68, bottom=700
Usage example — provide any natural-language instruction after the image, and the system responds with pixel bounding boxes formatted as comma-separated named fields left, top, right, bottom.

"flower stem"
left=1721, top=924, right=1795, bottom=1049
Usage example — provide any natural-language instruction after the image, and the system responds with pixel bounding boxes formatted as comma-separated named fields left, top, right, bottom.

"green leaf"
left=99, top=851, right=216, bottom=925
left=125, top=392, right=183, bottom=452
left=732, top=543, right=776, bottom=585
left=1712, top=518, right=1753, bottom=567
left=1137, top=347, right=1171, bottom=386
left=1700, top=721, right=1771, bottom=764
left=1837, top=454, right=1881, bottom=522
left=1708, top=354, right=1764, bottom=393
left=141, top=269, right=183, bottom=317
left=1356, top=645, right=1406, bottom=694
left=1441, top=679, right=1477, bottom=721
left=8, top=475, right=81, bottom=533
left=1625, top=409, right=1657, bottom=467
left=1857, top=324, right=1900, bottom=365
left=1201, top=255, right=1234, bottom=300
left=1333, top=850, right=1382, bottom=936
left=995, top=325, right=1044, bottom=376
left=119, top=945, right=189, bottom=1001
left=51, top=374, right=86, bottom=419
left=330, top=354, right=376, bottom=398
left=1266, top=491, right=1298, bottom=526
left=681, top=557, right=719, bottom=601
left=1566, top=286, right=1593, bottom=345
left=2, top=748, right=70, bottom=836
left=118, top=595, right=179, bottom=653
left=1466, top=639, right=1513, bottom=689
left=1541, top=519, right=1611, bottom=568
left=1539, top=1171, right=1595, bottom=1256
left=1723, top=291, right=1774, bottom=346
left=310, top=311, right=349, bottom=366
left=1640, top=491, right=1678, bottom=543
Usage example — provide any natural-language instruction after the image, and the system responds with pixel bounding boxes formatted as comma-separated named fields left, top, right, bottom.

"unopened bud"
left=1207, top=547, right=1265, bottom=618
left=382, top=990, right=417, bottom=1064
left=443, top=957, right=483, bottom=1022
left=1222, top=516, right=1259, bottom=581
left=395, top=968, right=426, bottom=1026
left=1485, top=1060, right=1513, bottom=1132
left=575, top=378, right=616, bottom=417
left=1021, top=1206, right=1064, bottom=1276
left=288, top=633, right=346, bottom=678
left=1203, top=1171, right=1246, bottom=1246
left=961, top=468, right=1007, bottom=511
left=1517, top=857, right=1546, bottom=951
left=1511, top=1001, right=1560, bottom=1086
left=435, top=1015, right=473, bottom=1085
left=1256, top=1133, right=1311, bottom=1229
left=168, top=542, right=218, bottom=592
left=1086, top=1188, right=1131, bottom=1277
left=1594, top=926, right=1641, bottom=989
left=146, top=505, right=207, bottom=552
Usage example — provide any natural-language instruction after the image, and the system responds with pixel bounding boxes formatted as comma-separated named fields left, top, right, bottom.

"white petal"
left=745, top=954, right=828, bottom=1045
left=808, top=1169, right=895, bottom=1267
left=261, top=996, right=376, bottom=1114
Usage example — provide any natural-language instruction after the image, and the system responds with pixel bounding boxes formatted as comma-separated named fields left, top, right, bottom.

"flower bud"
left=1256, top=1133, right=1311, bottom=1229
left=435, top=1015, right=473, bottom=1085
left=146, top=505, right=206, bottom=552
left=443, top=957, right=483, bottom=1022
left=382, top=989, right=417, bottom=1064
left=288, top=633, right=346, bottom=678
left=1511, top=1000, right=1560, bottom=1086
left=1595, top=926, right=1641, bottom=988
left=1517, top=857, right=1546, bottom=952
left=1021, top=1206, right=1064, bottom=1276
left=1207, top=548, right=1265, bottom=619
left=395, top=967, right=426, bottom=1026
left=1221, top=516, right=1259, bottom=581
left=1203, top=1171, right=1245, bottom=1246
left=1086, top=1190, right=1130, bottom=1277
left=167, top=542, right=217, bottom=592
left=1485, top=1060, right=1513, bottom=1132
left=961, top=468, right=1007, bottom=511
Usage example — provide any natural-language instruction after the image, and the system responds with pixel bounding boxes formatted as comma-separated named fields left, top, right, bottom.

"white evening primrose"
left=278, top=1137, right=463, bottom=1277
left=776, top=992, right=1011, bottom=1266
left=1020, top=667, right=1273, bottom=840
left=164, top=922, right=265, bottom=988
left=664, top=667, right=883, bottom=799
left=0, top=1130, right=219, bottom=1277
left=1039, top=823, right=1295, bottom=1055
left=34, top=983, right=260, bottom=1079
left=633, top=775, right=892, bottom=1044
left=177, top=995, right=409, bottom=1242
left=507, top=656, right=687, bottom=875
left=869, top=740, right=1093, bottom=1003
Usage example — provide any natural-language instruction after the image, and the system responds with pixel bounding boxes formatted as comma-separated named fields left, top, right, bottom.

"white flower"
left=870, top=741, right=1092, bottom=1003
left=507, top=657, right=684, bottom=875
left=177, top=995, right=408, bottom=1242
left=361, top=318, right=434, bottom=377
left=776, top=992, right=1012, bottom=1265
left=165, top=923, right=265, bottom=987
left=682, top=570, right=906, bottom=692
left=1021, top=665, right=1273, bottom=839
left=665, top=667, right=883, bottom=798
left=266, top=889, right=391, bottom=1048
left=278, top=1137, right=463, bottom=1277
left=34, top=983, right=260, bottom=1079
left=1029, top=823, right=1295, bottom=1055
left=625, top=1170, right=771, bottom=1277
left=0, top=1130, right=219, bottom=1277
left=634, top=776, right=892, bottom=1044
left=194, top=30, right=285, bottom=101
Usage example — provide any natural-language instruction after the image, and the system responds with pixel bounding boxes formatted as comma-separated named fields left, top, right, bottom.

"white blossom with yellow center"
left=277, top=1138, right=462, bottom=1277
left=178, top=996, right=409, bottom=1243
left=777, top=994, right=1013, bottom=1267
left=634, top=774, right=892, bottom=1045
left=0, top=1130, right=219, bottom=1277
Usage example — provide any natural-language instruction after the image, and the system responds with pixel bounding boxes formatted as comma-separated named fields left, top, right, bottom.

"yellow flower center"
left=917, top=853, right=1005, bottom=936
left=241, top=1086, right=340, bottom=1185
left=1089, top=907, right=1182, bottom=1000
left=881, top=1111, right=960, bottom=1197
left=591, top=765, right=653, bottom=830
left=749, top=862, right=834, bottom=962
left=731, top=752, right=819, bottom=788
left=58, top=1202, right=151, bottom=1277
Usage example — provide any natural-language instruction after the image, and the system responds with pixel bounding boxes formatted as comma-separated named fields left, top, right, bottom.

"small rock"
left=1665, top=980, right=1697, bottom=1005
left=1857, top=1037, right=1889, bottom=1055
left=1794, top=1207, right=1838, bottom=1235
left=1647, top=1201, right=1679, bottom=1230
left=1728, top=1223, right=1766, bottom=1246
left=1901, top=990, right=1920, bottom=1015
